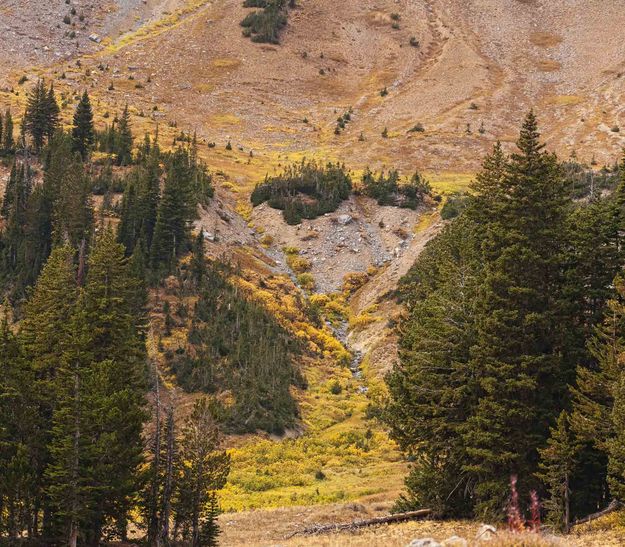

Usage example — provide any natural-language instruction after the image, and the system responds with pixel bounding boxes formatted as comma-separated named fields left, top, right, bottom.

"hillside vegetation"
left=3, top=1, right=625, bottom=546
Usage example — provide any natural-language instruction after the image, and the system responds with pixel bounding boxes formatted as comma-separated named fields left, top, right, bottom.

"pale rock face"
left=337, top=214, right=353, bottom=225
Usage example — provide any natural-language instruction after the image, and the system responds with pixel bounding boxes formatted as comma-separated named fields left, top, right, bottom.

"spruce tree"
left=0, top=317, right=39, bottom=541
left=462, top=112, right=570, bottom=518
left=172, top=398, right=230, bottom=546
left=385, top=216, right=482, bottom=516
left=537, top=411, right=577, bottom=532
left=116, top=105, right=133, bottom=166
left=23, top=80, right=58, bottom=152
left=71, top=90, right=95, bottom=160
left=45, top=83, right=60, bottom=141
left=20, top=245, right=78, bottom=540
left=150, top=147, right=197, bottom=274
left=571, top=277, right=625, bottom=503
left=3, top=109, right=14, bottom=153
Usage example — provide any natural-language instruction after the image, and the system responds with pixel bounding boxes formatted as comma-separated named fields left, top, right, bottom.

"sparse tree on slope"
left=71, top=91, right=95, bottom=160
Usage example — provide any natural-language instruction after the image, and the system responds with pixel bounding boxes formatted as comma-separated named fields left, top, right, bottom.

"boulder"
left=337, top=214, right=353, bottom=225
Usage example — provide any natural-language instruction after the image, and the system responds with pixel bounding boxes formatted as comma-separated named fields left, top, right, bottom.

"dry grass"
left=220, top=503, right=625, bottom=547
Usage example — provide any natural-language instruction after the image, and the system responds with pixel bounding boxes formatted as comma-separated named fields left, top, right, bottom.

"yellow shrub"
left=287, top=255, right=312, bottom=274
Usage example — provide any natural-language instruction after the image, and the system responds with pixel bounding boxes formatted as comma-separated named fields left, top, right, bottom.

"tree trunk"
left=564, top=473, right=570, bottom=534
left=159, top=404, right=175, bottom=544
left=69, top=522, right=78, bottom=547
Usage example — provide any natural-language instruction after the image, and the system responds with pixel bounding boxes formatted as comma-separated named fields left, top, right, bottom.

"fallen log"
left=285, top=508, right=433, bottom=538
left=571, top=499, right=622, bottom=528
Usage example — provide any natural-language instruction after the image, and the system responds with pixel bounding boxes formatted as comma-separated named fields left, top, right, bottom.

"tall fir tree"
left=571, top=276, right=625, bottom=504
left=71, top=91, right=95, bottom=160
left=0, top=316, right=39, bottom=541
left=462, top=112, right=571, bottom=518
left=149, top=147, right=197, bottom=274
left=172, top=398, right=230, bottom=546
left=537, top=411, right=577, bottom=532
left=23, top=80, right=59, bottom=152
left=3, top=109, right=14, bottom=153
left=116, top=105, right=133, bottom=166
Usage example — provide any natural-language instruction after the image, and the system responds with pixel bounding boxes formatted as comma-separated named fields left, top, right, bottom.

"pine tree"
left=51, top=136, right=93, bottom=249
left=23, top=80, right=58, bottom=152
left=0, top=316, right=39, bottom=541
left=537, top=411, right=577, bottom=532
left=199, top=493, right=221, bottom=547
left=150, top=148, right=197, bottom=274
left=71, top=91, right=95, bottom=160
left=0, top=161, right=31, bottom=281
left=190, top=231, right=206, bottom=285
left=20, top=245, right=79, bottom=540
left=3, top=109, right=14, bottom=153
left=116, top=105, right=133, bottom=166
left=0, top=111, right=3, bottom=153
left=45, top=83, right=60, bottom=141
left=385, top=216, right=482, bottom=516
left=462, top=111, right=570, bottom=518
left=571, top=277, right=625, bottom=503
left=172, top=398, right=230, bottom=546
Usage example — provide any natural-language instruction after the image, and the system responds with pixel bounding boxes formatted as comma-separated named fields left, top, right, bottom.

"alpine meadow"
left=2, top=1, right=625, bottom=546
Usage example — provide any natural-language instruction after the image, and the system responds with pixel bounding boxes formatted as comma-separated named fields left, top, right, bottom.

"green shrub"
left=240, top=0, right=290, bottom=44
left=251, top=160, right=352, bottom=224
left=358, top=169, right=431, bottom=209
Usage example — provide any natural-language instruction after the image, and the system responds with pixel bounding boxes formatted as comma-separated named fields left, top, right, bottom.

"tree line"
left=0, top=80, right=234, bottom=545
left=385, top=112, right=625, bottom=531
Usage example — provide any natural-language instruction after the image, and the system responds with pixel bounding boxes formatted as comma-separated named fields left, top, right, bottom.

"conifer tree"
left=0, top=111, right=3, bottom=153
left=571, top=277, right=625, bottom=503
left=71, top=91, right=95, bottom=160
left=20, top=245, right=78, bottom=540
left=3, top=109, right=14, bottom=153
left=537, top=411, right=577, bottom=532
left=0, top=317, right=39, bottom=541
left=462, top=112, right=570, bottom=518
left=116, top=105, right=133, bottom=166
left=150, top=148, right=196, bottom=274
left=23, top=80, right=59, bottom=152
left=172, top=398, right=230, bottom=546
left=385, top=216, right=482, bottom=516
left=45, top=83, right=60, bottom=141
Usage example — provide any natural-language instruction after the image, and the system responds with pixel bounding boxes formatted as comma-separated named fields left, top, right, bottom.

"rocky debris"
left=251, top=195, right=426, bottom=293
left=337, top=213, right=353, bottom=225
left=407, top=539, right=440, bottom=547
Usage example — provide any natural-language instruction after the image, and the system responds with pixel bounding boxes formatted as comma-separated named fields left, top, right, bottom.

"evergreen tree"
left=51, top=137, right=93, bottom=249
left=45, top=83, right=60, bottom=142
left=3, top=109, right=14, bottom=153
left=172, top=398, right=230, bottom=546
left=0, top=317, right=39, bottom=541
left=571, top=277, right=625, bottom=503
left=462, top=112, right=570, bottom=518
left=150, top=148, right=197, bottom=274
left=71, top=91, right=95, bottom=160
left=537, top=411, right=577, bottom=532
left=23, top=80, right=59, bottom=152
left=116, top=105, right=133, bottom=166
left=20, top=245, right=78, bottom=540
left=385, top=216, right=482, bottom=516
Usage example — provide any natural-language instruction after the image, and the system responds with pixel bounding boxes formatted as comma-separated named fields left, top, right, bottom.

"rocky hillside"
left=3, top=0, right=625, bottom=175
